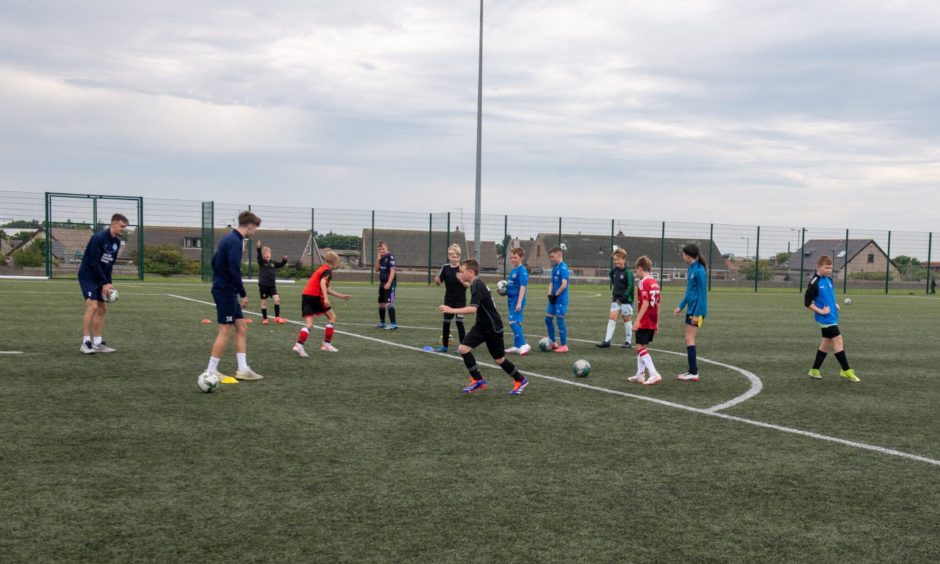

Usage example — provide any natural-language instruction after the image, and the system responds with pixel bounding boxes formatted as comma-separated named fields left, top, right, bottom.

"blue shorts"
left=79, top=277, right=105, bottom=302
left=213, top=291, right=244, bottom=324
left=546, top=301, right=568, bottom=317
left=508, top=300, right=526, bottom=324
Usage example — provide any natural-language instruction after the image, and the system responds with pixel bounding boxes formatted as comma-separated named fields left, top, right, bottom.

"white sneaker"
left=292, top=343, right=308, bottom=358
left=235, top=368, right=264, bottom=381
left=80, top=341, right=95, bottom=354
left=518, top=344, right=532, bottom=356
left=321, top=343, right=338, bottom=353
left=505, top=346, right=519, bottom=354
left=643, top=373, right=662, bottom=386
left=677, top=372, right=700, bottom=382
left=627, top=373, right=645, bottom=383
left=93, top=342, right=116, bottom=353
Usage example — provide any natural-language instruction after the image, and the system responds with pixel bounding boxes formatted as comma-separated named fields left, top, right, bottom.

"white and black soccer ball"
left=105, top=288, right=119, bottom=303
left=844, top=298, right=852, bottom=305
left=538, top=337, right=553, bottom=352
left=197, top=371, right=220, bottom=393
left=572, top=359, right=592, bottom=378
left=496, top=280, right=508, bottom=296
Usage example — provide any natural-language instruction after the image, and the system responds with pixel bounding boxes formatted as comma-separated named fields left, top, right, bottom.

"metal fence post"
left=557, top=217, right=562, bottom=247
left=754, top=226, right=761, bottom=292
left=843, top=228, right=849, bottom=293
left=370, top=210, right=375, bottom=285
left=885, top=230, right=892, bottom=294
left=201, top=201, right=214, bottom=282
left=609, top=219, right=615, bottom=288
left=799, top=228, right=806, bottom=293
left=446, top=212, right=451, bottom=252
left=427, top=213, right=433, bottom=285
left=137, top=198, right=144, bottom=280
left=311, top=208, right=316, bottom=268
left=708, top=223, right=714, bottom=292
left=927, top=232, right=933, bottom=295
left=659, top=221, right=665, bottom=282
left=245, top=205, right=253, bottom=278
left=503, top=215, right=509, bottom=280
left=44, top=192, right=52, bottom=278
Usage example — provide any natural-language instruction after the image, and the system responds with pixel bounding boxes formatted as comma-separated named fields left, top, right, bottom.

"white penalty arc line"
left=167, top=293, right=940, bottom=468
left=0, top=351, right=24, bottom=354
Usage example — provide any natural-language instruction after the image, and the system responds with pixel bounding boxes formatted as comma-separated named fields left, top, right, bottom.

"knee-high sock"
left=557, top=317, right=567, bottom=345
left=834, top=351, right=850, bottom=370
left=388, top=306, right=397, bottom=324
left=545, top=316, right=556, bottom=341
left=813, top=350, right=827, bottom=369
left=456, top=318, right=466, bottom=343
left=687, top=345, right=698, bottom=375
left=324, top=323, right=335, bottom=344
left=261, top=308, right=268, bottom=320
left=462, top=352, right=482, bottom=380
left=640, top=349, right=657, bottom=374
left=297, top=327, right=310, bottom=345
left=442, top=319, right=452, bottom=347
left=274, top=304, right=280, bottom=318
left=499, top=358, right=524, bottom=381
left=379, top=308, right=386, bottom=324
left=623, top=321, right=632, bottom=343
left=636, top=353, right=644, bottom=375
left=605, top=319, right=617, bottom=342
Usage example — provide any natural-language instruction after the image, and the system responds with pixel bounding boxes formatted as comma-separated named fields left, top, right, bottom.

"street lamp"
left=741, top=236, right=750, bottom=260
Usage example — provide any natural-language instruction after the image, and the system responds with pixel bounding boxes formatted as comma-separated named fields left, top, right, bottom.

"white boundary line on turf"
left=336, top=321, right=762, bottom=413
left=166, top=293, right=940, bottom=468
left=0, top=351, right=24, bottom=354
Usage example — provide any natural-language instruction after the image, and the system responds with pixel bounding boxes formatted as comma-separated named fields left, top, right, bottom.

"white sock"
left=236, top=353, right=248, bottom=371
left=642, top=352, right=657, bottom=374
left=82, top=335, right=91, bottom=344
left=605, top=319, right=616, bottom=342
left=624, top=322, right=632, bottom=343
left=207, top=357, right=220, bottom=373
left=92, top=336, right=102, bottom=346
left=636, top=354, right=644, bottom=375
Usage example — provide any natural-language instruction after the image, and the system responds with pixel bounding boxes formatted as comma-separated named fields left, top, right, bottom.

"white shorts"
left=610, top=302, right=634, bottom=317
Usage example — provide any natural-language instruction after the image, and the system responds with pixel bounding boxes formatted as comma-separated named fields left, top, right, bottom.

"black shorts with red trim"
left=302, top=295, right=332, bottom=317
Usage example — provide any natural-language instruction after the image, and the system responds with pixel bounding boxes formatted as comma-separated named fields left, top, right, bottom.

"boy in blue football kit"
left=804, top=255, right=859, bottom=382
left=374, top=241, right=398, bottom=330
left=545, top=246, right=570, bottom=353
left=205, top=211, right=264, bottom=384
left=504, top=247, right=531, bottom=355
left=78, top=213, right=128, bottom=354
left=673, top=243, right=708, bottom=382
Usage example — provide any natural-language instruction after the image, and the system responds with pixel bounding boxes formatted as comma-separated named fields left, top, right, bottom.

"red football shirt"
left=636, top=276, right=660, bottom=330
left=303, top=264, right=332, bottom=297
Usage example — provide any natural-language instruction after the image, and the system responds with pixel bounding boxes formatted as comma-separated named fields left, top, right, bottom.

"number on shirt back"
left=648, top=290, right=659, bottom=306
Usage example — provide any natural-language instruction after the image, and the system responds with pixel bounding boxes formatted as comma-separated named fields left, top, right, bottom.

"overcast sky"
left=1, top=0, right=939, bottom=234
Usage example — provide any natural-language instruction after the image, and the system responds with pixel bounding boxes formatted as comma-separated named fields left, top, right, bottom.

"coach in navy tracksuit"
left=78, top=213, right=129, bottom=354
left=203, top=210, right=265, bottom=383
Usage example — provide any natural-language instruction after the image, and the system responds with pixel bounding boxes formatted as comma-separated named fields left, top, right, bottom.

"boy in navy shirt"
left=804, top=255, right=859, bottom=382
left=374, top=241, right=398, bottom=330
left=78, top=213, right=128, bottom=354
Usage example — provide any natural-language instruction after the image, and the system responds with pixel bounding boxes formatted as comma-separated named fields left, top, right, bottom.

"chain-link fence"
left=0, top=190, right=936, bottom=294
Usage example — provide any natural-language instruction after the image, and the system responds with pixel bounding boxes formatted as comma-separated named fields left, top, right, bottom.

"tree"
left=743, top=260, right=774, bottom=281
left=1, top=220, right=40, bottom=229
left=130, top=245, right=195, bottom=276
left=771, top=251, right=792, bottom=265
left=11, top=239, right=47, bottom=267
left=315, top=232, right=361, bottom=250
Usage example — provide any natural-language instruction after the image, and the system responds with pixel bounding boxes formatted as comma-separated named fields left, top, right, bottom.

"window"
left=836, top=250, right=846, bottom=259
left=867, top=253, right=875, bottom=264
left=537, top=245, right=541, bottom=257
left=184, top=237, right=201, bottom=249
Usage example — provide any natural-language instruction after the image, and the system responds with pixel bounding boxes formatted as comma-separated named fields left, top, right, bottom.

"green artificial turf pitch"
left=1, top=279, right=939, bottom=562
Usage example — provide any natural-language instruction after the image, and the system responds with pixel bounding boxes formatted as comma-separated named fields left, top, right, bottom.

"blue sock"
left=557, top=317, right=567, bottom=345
left=511, top=323, right=525, bottom=348
left=545, top=316, right=556, bottom=341
left=688, top=345, right=698, bottom=375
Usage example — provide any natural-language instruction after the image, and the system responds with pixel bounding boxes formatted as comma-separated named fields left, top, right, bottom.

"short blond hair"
left=324, top=251, right=341, bottom=267
left=612, top=248, right=626, bottom=260
left=448, top=244, right=462, bottom=255
left=261, top=246, right=272, bottom=254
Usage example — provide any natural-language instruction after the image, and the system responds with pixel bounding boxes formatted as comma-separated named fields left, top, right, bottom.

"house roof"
left=125, top=226, right=318, bottom=264
left=466, top=241, right=500, bottom=271
left=533, top=233, right=723, bottom=270
left=781, top=239, right=894, bottom=270
left=361, top=229, right=468, bottom=268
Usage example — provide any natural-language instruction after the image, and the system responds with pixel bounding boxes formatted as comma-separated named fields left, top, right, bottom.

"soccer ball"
left=844, top=298, right=852, bottom=305
left=538, top=337, right=553, bottom=352
left=496, top=280, right=508, bottom=296
left=572, top=359, right=591, bottom=377
left=197, top=371, right=220, bottom=393
left=105, top=288, right=119, bottom=303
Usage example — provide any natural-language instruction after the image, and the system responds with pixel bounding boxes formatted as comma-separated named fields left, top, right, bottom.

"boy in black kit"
left=434, top=243, right=468, bottom=352
left=256, top=240, right=288, bottom=325
left=439, top=259, right=529, bottom=396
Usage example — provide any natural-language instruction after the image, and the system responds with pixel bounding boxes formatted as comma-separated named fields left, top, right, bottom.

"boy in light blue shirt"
left=804, top=255, right=859, bottom=382
left=504, top=247, right=531, bottom=355
left=545, top=246, right=570, bottom=353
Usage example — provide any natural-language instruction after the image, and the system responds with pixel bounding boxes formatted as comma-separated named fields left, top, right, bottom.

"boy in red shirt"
left=293, top=252, right=351, bottom=356
left=628, top=256, right=663, bottom=386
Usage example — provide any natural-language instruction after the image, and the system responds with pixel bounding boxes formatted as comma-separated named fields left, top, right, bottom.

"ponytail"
left=682, top=243, right=707, bottom=269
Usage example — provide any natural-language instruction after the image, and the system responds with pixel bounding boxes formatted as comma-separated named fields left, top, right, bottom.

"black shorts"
left=462, top=325, right=505, bottom=359
left=635, top=329, right=655, bottom=346
left=821, top=325, right=841, bottom=339
left=259, top=284, right=278, bottom=299
left=378, top=284, right=396, bottom=305
left=685, top=314, right=704, bottom=327
left=443, top=312, right=465, bottom=322
left=302, top=295, right=331, bottom=317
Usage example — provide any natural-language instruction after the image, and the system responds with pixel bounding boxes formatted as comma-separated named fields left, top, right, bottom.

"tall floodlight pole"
left=473, top=0, right=483, bottom=260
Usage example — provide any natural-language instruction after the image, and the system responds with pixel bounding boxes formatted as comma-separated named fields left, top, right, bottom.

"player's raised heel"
left=462, top=378, right=487, bottom=394
left=807, top=368, right=822, bottom=380
left=292, top=343, right=309, bottom=358
left=839, top=369, right=860, bottom=383
left=510, top=377, right=529, bottom=395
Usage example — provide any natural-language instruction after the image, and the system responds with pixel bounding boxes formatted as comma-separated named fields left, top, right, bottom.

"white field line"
left=0, top=351, right=24, bottom=354
left=167, top=293, right=940, bottom=468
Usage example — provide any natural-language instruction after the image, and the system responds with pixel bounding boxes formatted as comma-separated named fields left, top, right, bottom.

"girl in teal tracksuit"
left=673, top=243, right=708, bottom=381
